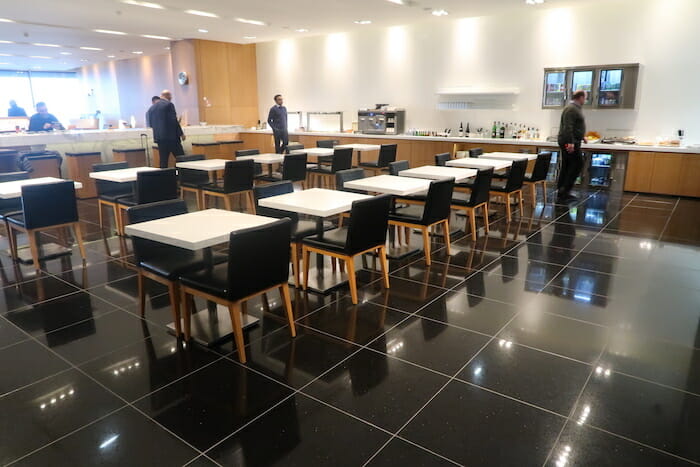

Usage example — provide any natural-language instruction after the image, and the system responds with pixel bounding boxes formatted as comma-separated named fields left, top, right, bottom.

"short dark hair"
left=151, top=95, right=160, bottom=103
left=36, top=101, right=46, bottom=108
left=273, top=94, right=282, bottom=100
left=572, top=90, right=586, bottom=100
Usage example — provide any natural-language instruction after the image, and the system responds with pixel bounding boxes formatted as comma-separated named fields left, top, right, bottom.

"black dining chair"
left=263, top=153, right=308, bottom=188
left=523, top=152, right=553, bottom=206
left=335, top=168, right=368, bottom=227
left=389, top=178, right=454, bottom=266
left=127, top=199, right=226, bottom=337
left=200, top=159, right=256, bottom=213
left=254, top=181, right=332, bottom=288
left=388, top=160, right=409, bottom=176
left=359, top=144, right=397, bottom=175
left=469, top=148, right=483, bottom=158
left=308, top=147, right=353, bottom=188
left=435, top=153, right=451, bottom=166
left=302, top=195, right=392, bottom=305
left=451, top=168, right=493, bottom=241
left=235, top=149, right=264, bottom=178
left=0, top=172, right=29, bottom=221
left=490, top=158, right=528, bottom=221
left=117, top=168, right=179, bottom=233
left=5, top=180, right=86, bottom=271
left=176, top=154, right=210, bottom=210
left=180, top=218, right=296, bottom=363
left=93, top=162, right=132, bottom=234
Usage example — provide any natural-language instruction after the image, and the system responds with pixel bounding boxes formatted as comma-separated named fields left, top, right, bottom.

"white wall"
left=256, top=0, right=700, bottom=143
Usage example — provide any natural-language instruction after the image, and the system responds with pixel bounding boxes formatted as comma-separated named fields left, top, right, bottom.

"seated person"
left=28, top=102, right=64, bottom=132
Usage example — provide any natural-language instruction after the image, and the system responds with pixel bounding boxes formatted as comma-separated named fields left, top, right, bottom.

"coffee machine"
left=358, top=105, right=405, bottom=135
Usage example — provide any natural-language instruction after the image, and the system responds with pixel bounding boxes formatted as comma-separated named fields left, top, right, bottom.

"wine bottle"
left=465, top=122, right=470, bottom=138
left=499, top=122, right=506, bottom=139
left=458, top=122, right=464, bottom=137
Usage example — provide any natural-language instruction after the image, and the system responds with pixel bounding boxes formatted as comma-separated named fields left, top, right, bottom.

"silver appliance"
left=358, top=108, right=405, bottom=135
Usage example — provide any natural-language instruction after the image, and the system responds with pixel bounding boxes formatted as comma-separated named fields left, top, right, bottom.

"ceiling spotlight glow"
left=185, top=9, right=219, bottom=18
left=525, top=0, right=545, bottom=4
left=431, top=9, right=449, bottom=16
left=0, top=18, right=15, bottom=23
left=0, top=40, right=14, bottom=44
left=80, top=47, right=103, bottom=51
left=243, top=36, right=256, bottom=40
left=354, top=20, right=372, bottom=25
left=29, top=56, right=52, bottom=59
left=141, top=34, right=172, bottom=40
left=107, top=55, right=116, bottom=58
left=131, top=51, right=143, bottom=54
left=198, top=29, right=208, bottom=33
left=235, top=18, right=267, bottom=26
left=59, top=51, right=72, bottom=55
left=295, top=28, right=309, bottom=33
left=0, top=53, right=13, bottom=56
left=94, top=29, right=126, bottom=35
left=386, top=0, right=405, bottom=4
left=33, top=43, right=60, bottom=47
left=122, top=0, right=164, bottom=9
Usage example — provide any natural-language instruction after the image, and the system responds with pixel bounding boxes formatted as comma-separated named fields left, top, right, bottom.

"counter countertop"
left=0, top=125, right=244, bottom=146
left=240, top=129, right=700, bottom=154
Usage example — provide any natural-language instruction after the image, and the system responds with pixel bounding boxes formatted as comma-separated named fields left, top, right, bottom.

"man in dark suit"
left=145, top=95, right=160, bottom=128
left=8, top=100, right=27, bottom=117
left=267, top=94, right=288, bottom=154
left=557, top=90, right=587, bottom=202
left=149, top=90, right=184, bottom=168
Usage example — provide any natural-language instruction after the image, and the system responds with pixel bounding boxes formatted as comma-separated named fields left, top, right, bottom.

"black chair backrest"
left=127, top=200, right=189, bottom=265
left=469, top=148, right=483, bottom=158
left=253, top=181, right=299, bottom=223
left=21, top=180, right=78, bottom=229
left=226, top=218, right=292, bottom=301
left=317, top=140, right=339, bottom=148
left=388, top=160, right=409, bottom=176
left=529, top=152, right=553, bottom=182
left=422, top=178, right=455, bottom=225
left=468, top=168, right=494, bottom=206
left=504, top=159, right=528, bottom=192
left=331, top=148, right=353, bottom=172
left=282, top=153, right=307, bottom=182
left=135, top=168, right=178, bottom=204
left=336, top=168, right=367, bottom=194
left=235, top=149, right=260, bottom=157
left=175, top=154, right=209, bottom=185
left=221, top=159, right=254, bottom=193
left=93, top=161, right=132, bottom=198
left=0, top=171, right=30, bottom=183
left=377, top=144, right=398, bottom=167
left=345, top=194, right=392, bottom=254
left=435, top=153, right=450, bottom=166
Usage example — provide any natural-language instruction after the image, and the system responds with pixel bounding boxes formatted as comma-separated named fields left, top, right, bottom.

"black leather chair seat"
left=389, top=205, right=425, bottom=224
left=490, top=180, right=510, bottom=192
left=451, top=191, right=479, bottom=207
left=141, top=251, right=226, bottom=280
left=199, top=182, right=248, bottom=194
left=359, top=161, right=380, bottom=168
left=0, top=209, right=21, bottom=221
left=293, top=219, right=332, bottom=241
left=116, top=195, right=138, bottom=207
left=99, top=192, right=132, bottom=203
left=308, top=165, right=333, bottom=174
left=179, top=263, right=230, bottom=299
left=302, top=227, right=349, bottom=253
left=180, top=180, right=208, bottom=189
left=455, top=181, right=475, bottom=189
left=523, top=173, right=537, bottom=182
left=4, top=212, right=25, bottom=227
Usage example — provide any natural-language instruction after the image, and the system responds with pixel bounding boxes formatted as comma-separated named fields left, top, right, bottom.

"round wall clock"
left=178, top=71, right=189, bottom=85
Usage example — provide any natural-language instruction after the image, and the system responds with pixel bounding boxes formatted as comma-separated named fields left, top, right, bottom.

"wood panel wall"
left=625, top=151, right=700, bottom=197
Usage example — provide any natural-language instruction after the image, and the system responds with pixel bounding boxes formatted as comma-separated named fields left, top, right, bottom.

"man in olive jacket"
left=557, top=90, right=587, bottom=202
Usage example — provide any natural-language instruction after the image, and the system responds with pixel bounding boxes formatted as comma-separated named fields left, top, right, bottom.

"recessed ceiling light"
left=198, top=29, right=208, bottom=33
left=80, top=47, right=103, bottom=51
left=295, top=28, right=309, bottom=33
left=94, top=29, right=127, bottom=35
left=122, top=0, right=164, bottom=9
left=32, top=43, right=61, bottom=47
left=386, top=0, right=405, bottom=4
left=80, top=59, right=88, bottom=62
left=32, top=66, right=42, bottom=69
left=107, top=55, right=116, bottom=58
left=0, top=53, right=13, bottom=56
left=141, top=34, right=172, bottom=40
left=432, top=9, right=449, bottom=16
left=243, top=36, right=256, bottom=40
left=235, top=18, right=267, bottom=26
left=0, top=18, right=15, bottom=23
left=60, top=52, right=72, bottom=55
left=185, top=9, right=219, bottom=18
left=132, top=51, right=143, bottom=54
left=29, top=56, right=52, bottom=59
left=354, top=20, right=372, bottom=25
left=0, top=40, right=14, bottom=44
left=0, top=62, right=10, bottom=65
left=163, top=46, right=170, bottom=50
left=525, top=0, right=545, bottom=4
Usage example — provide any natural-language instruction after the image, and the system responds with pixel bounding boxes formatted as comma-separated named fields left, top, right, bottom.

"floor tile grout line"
left=657, top=197, right=681, bottom=241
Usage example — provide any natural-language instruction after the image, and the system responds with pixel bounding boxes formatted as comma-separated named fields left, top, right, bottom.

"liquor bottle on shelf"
left=465, top=122, right=470, bottom=138
left=499, top=122, right=506, bottom=139
left=458, top=122, right=464, bottom=137
left=492, top=121, right=498, bottom=138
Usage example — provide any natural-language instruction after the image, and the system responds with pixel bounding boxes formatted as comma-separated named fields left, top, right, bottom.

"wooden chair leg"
left=421, top=227, right=432, bottom=266
left=224, top=195, right=233, bottom=211
left=405, top=227, right=411, bottom=245
left=302, top=247, right=311, bottom=290
left=443, top=220, right=451, bottom=254
left=505, top=193, right=512, bottom=221
left=378, top=246, right=390, bottom=289
left=167, top=282, right=182, bottom=337
left=518, top=190, right=524, bottom=216
left=73, top=223, right=86, bottom=262
left=98, top=201, right=105, bottom=231
left=346, top=257, right=358, bottom=304
left=137, top=271, right=146, bottom=316
left=229, top=302, right=247, bottom=364
left=8, top=224, right=18, bottom=260
left=28, top=230, right=41, bottom=271
left=280, top=285, right=296, bottom=337
left=531, top=184, right=537, bottom=206
left=291, top=243, right=301, bottom=288
left=542, top=181, right=547, bottom=204
left=483, top=204, right=490, bottom=233
left=247, top=192, right=256, bottom=214
left=112, top=204, right=121, bottom=235
left=469, top=209, right=477, bottom=241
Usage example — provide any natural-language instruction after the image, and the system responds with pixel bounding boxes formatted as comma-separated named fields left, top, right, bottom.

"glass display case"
left=598, top=69, right=624, bottom=107
left=589, top=152, right=614, bottom=187
left=542, top=71, right=567, bottom=108
left=571, top=70, right=594, bottom=105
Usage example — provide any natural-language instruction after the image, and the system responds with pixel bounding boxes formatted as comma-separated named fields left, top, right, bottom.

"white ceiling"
left=0, top=0, right=605, bottom=71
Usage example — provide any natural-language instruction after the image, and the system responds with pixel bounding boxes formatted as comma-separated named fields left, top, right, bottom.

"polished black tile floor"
left=1, top=189, right=700, bottom=466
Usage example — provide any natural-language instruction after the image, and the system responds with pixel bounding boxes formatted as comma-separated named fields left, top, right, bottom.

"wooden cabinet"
left=624, top=151, right=654, bottom=192
left=625, top=151, right=700, bottom=197
left=650, top=153, right=685, bottom=195
left=112, top=148, right=146, bottom=167
left=65, top=152, right=102, bottom=199
left=680, top=156, right=700, bottom=197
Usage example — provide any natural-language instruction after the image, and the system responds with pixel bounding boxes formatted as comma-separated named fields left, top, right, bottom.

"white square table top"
left=446, top=158, right=513, bottom=170
left=344, top=174, right=432, bottom=196
left=176, top=159, right=229, bottom=171
left=399, top=165, right=478, bottom=183
left=236, top=153, right=285, bottom=164
left=335, top=144, right=381, bottom=151
left=89, top=166, right=159, bottom=183
left=258, top=188, right=372, bottom=218
left=0, top=177, right=83, bottom=199
left=124, top=209, right=278, bottom=250
left=483, top=152, right=538, bottom=161
left=290, top=148, right=334, bottom=157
